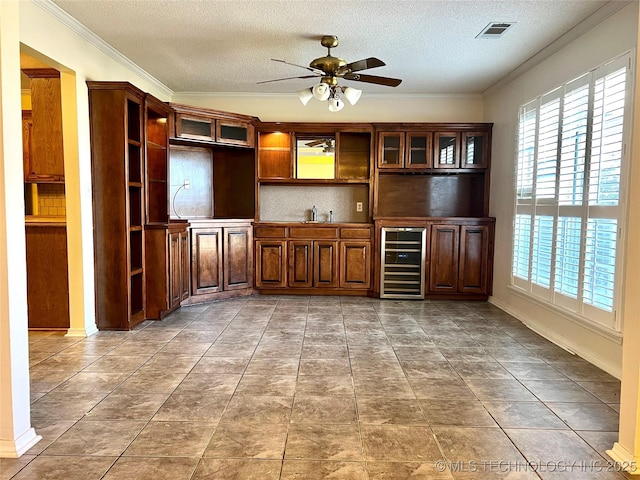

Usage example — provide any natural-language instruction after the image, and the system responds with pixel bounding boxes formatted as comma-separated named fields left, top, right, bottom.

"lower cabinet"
left=169, top=226, right=190, bottom=308
left=288, top=240, right=338, bottom=288
left=189, top=220, right=253, bottom=302
left=25, top=223, right=70, bottom=329
left=254, top=224, right=372, bottom=293
left=340, top=241, right=371, bottom=288
left=145, top=221, right=189, bottom=319
left=255, top=240, right=287, bottom=288
left=428, top=219, right=494, bottom=296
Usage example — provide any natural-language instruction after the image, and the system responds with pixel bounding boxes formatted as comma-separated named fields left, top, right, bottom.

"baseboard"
left=0, top=428, right=41, bottom=458
left=65, top=323, right=99, bottom=338
left=488, top=297, right=622, bottom=379
left=606, top=442, right=640, bottom=475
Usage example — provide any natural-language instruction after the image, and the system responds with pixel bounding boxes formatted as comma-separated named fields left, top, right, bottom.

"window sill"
left=507, top=284, right=623, bottom=344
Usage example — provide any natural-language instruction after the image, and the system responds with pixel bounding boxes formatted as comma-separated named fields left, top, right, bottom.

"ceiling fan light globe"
left=312, top=83, right=330, bottom=101
left=343, top=87, right=362, bottom=105
left=328, top=96, right=344, bottom=112
left=297, top=87, right=314, bottom=105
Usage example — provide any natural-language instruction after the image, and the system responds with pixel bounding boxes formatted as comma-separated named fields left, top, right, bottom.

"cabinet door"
left=340, top=241, right=371, bottom=289
left=26, top=73, right=65, bottom=181
left=288, top=240, right=313, bottom=288
left=175, top=113, right=215, bottom=141
left=224, top=226, right=253, bottom=291
left=377, top=132, right=404, bottom=169
left=180, top=230, right=190, bottom=301
left=217, top=120, right=254, bottom=147
left=25, top=225, right=70, bottom=329
left=258, top=131, right=293, bottom=179
left=428, top=224, right=460, bottom=292
left=314, top=241, right=338, bottom=288
left=191, top=227, right=223, bottom=295
left=461, top=131, right=489, bottom=169
left=433, top=132, right=460, bottom=169
left=168, top=230, right=182, bottom=308
left=405, top=132, right=433, bottom=169
left=255, top=240, right=287, bottom=288
left=458, top=225, right=490, bottom=294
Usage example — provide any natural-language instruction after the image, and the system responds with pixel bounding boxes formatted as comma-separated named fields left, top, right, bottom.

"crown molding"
left=482, top=0, right=633, bottom=97
left=32, top=0, right=173, bottom=99
left=173, top=91, right=483, bottom=100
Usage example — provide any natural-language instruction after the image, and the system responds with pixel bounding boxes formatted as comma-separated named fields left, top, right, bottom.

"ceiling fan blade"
left=344, top=73, right=402, bottom=87
left=305, top=139, right=325, bottom=147
left=345, top=57, right=386, bottom=73
left=271, top=58, right=324, bottom=75
left=257, top=74, right=319, bottom=84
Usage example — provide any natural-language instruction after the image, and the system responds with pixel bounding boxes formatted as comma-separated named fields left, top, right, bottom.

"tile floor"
left=1, top=296, right=632, bottom=480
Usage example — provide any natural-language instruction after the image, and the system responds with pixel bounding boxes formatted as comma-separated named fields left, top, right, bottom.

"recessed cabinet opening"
left=296, top=136, right=335, bottom=179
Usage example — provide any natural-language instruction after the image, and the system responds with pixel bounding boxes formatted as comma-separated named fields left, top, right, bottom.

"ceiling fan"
left=304, top=138, right=335, bottom=153
left=259, top=35, right=402, bottom=111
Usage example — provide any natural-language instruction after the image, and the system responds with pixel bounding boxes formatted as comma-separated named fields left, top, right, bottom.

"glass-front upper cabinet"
left=378, top=132, right=404, bottom=169
left=295, top=136, right=335, bottom=179
left=406, top=132, right=433, bottom=169
left=433, top=132, right=460, bottom=169
left=461, top=131, right=488, bottom=169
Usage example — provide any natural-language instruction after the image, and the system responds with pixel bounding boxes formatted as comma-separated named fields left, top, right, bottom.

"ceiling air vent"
left=476, top=22, right=514, bottom=39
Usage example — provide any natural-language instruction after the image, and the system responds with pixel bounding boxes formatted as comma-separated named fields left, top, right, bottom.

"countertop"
left=25, top=216, right=66, bottom=227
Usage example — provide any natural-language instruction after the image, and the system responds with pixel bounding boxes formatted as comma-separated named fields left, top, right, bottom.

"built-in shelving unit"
left=88, top=82, right=147, bottom=329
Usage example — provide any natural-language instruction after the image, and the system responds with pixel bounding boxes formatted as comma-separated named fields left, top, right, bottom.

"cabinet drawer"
left=289, top=227, right=338, bottom=239
left=254, top=226, right=286, bottom=238
left=340, top=228, right=371, bottom=239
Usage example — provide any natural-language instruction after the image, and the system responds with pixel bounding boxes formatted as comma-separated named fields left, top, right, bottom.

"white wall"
left=483, top=2, right=639, bottom=378
left=172, top=92, right=484, bottom=123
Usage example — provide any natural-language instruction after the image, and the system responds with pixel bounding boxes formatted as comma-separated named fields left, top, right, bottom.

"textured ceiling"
left=52, top=0, right=613, bottom=94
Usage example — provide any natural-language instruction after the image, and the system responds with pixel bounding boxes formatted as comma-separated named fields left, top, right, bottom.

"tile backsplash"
left=259, top=185, right=369, bottom=223
left=37, top=183, right=66, bottom=216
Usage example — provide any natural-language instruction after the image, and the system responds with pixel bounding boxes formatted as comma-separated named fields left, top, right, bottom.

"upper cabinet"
left=378, top=131, right=433, bottom=170
left=256, top=123, right=372, bottom=183
left=374, top=124, right=493, bottom=218
left=170, top=103, right=257, bottom=148
left=22, top=68, right=65, bottom=182
left=461, top=131, right=489, bottom=169
left=376, top=124, right=491, bottom=172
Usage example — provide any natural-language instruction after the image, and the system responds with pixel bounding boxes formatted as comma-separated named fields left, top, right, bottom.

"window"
left=511, top=53, right=631, bottom=331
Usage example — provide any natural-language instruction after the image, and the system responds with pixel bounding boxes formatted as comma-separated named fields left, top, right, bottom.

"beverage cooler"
left=380, top=227, right=427, bottom=299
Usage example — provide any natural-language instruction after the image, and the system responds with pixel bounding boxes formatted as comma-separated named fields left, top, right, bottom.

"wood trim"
left=21, top=68, right=60, bottom=79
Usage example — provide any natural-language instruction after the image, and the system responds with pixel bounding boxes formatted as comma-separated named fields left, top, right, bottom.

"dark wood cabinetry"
left=171, top=103, right=256, bottom=148
left=22, top=69, right=65, bottom=182
left=255, top=240, right=287, bottom=288
left=256, top=124, right=372, bottom=183
left=25, top=223, right=69, bottom=329
left=378, top=131, right=433, bottom=170
left=375, top=218, right=494, bottom=300
left=191, top=226, right=223, bottom=295
left=287, top=239, right=338, bottom=288
left=254, top=224, right=372, bottom=294
left=88, top=82, right=146, bottom=330
left=340, top=241, right=371, bottom=289
left=22, top=111, right=33, bottom=181
left=374, top=123, right=492, bottom=219
left=428, top=219, right=494, bottom=297
left=188, top=220, right=253, bottom=303
left=145, top=222, right=189, bottom=319
left=429, top=224, right=460, bottom=293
